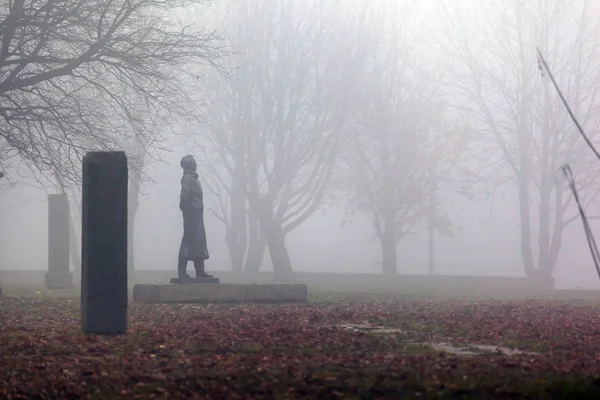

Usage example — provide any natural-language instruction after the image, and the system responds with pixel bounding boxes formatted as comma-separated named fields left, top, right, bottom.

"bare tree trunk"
left=227, top=235, right=245, bottom=275
left=536, top=77, right=564, bottom=279
left=536, top=191, right=563, bottom=278
left=243, top=210, right=266, bottom=277
left=380, top=214, right=397, bottom=275
left=260, top=215, right=294, bottom=282
left=428, top=177, right=436, bottom=275
left=0, top=180, right=4, bottom=294
left=227, top=227, right=245, bottom=275
left=127, top=157, right=144, bottom=287
left=69, top=208, right=81, bottom=284
left=227, top=164, right=247, bottom=275
left=428, top=221, right=435, bottom=275
left=544, top=178, right=565, bottom=277
left=265, top=230, right=294, bottom=282
left=514, top=4, right=537, bottom=278
left=127, top=214, right=136, bottom=285
left=127, top=190, right=140, bottom=286
left=0, top=183, right=5, bottom=271
left=518, top=177, right=536, bottom=277
left=244, top=243, right=266, bottom=277
left=538, top=187, right=551, bottom=277
left=127, top=209, right=137, bottom=285
left=380, top=229, right=397, bottom=275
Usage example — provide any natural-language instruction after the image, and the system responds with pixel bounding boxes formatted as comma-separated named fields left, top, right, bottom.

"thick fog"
left=1, top=151, right=596, bottom=289
left=1, top=0, right=600, bottom=289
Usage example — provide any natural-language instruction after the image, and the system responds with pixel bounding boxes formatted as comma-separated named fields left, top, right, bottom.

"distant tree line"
left=194, top=0, right=600, bottom=280
left=1, top=0, right=600, bottom=280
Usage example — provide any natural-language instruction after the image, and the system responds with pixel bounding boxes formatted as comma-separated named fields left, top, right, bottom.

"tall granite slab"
left=81, top=151, right=128, bottom=335
left=45, top=194, right=73, bottom=288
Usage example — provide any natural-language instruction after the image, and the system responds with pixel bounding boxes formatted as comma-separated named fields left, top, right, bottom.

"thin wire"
left=537, top=46, right=600, bottom=279
left=560, top=165, right=600, bottom=280
left=536, top=47, right=600, bottom=162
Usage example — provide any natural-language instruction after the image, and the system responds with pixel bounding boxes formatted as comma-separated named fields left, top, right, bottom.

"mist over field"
left=1, top=153, right=597, bottom=289
left=2, top=0, right=600, bottom=290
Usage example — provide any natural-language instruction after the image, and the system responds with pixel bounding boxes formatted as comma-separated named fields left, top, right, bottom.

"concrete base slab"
left=133, top=283, right=308, bottom=304
left=45, top=271, right=73, bottom=289
left=170, top=277, right=220, bottom=284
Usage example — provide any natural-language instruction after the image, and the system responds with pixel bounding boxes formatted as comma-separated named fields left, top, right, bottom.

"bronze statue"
left=177, top=155, right=211, bottom=279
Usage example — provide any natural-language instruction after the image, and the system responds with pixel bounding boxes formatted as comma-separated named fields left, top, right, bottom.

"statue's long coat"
left=178, top=170, right=210, bottom=261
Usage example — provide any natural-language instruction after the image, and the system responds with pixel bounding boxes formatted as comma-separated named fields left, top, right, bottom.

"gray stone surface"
left=81, top=151, right=128, bottom=335
left=170, top=277, right=219, bottom=284
left=47, top=194, right=72, bottom=288
left=133, top=283, right=308, bottom=303
left=45, top=271, right=73, bottom=289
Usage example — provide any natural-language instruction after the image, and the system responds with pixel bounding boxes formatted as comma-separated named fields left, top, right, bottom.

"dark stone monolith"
left=45, top=194, right=73, bottom=288
left=81, top=151, right=128, bottom=335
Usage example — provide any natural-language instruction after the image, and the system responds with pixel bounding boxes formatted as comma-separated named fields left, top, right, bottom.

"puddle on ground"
left=335, top=323, right=409, bottom=335
left=327, top=323, right=541, bottom=357
left=428, top=342, right=539, bottom=357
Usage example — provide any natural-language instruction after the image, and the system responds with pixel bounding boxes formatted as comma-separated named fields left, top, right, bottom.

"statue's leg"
left=193, top=259, right=212, bottom=278
left=177, top=258, right=190, bottom=279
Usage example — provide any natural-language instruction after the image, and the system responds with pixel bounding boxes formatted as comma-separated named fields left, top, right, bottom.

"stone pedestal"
left=133, top=283, right=308, bottom=304
left=45, top=271, right=73, bottom=288
left=46, top=194, right=73, bottom=289
left=170, top=277, right=220, bottom=284
left=81, top=151, right=128, bottom=335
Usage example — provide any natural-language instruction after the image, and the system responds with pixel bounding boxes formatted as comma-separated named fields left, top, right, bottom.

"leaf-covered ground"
left=2, top=290, right=600, bottom=399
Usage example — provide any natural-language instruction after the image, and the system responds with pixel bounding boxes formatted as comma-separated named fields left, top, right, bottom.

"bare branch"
left=0, top=0, right=228, bottom=186
left=438, top=0, right=600, bottom=276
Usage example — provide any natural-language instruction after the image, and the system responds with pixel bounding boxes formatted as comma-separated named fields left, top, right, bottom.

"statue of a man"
left=177, top=155, right=212, bottom=279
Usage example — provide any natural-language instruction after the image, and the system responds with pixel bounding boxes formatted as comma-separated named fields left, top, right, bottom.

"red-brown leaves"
left=2, top=296, right=600, bottom=398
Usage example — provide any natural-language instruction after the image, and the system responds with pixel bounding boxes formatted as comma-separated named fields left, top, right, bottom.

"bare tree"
left=198, top=0, right=358, bottom=281
left=191, top=0, right=265, bottom=277
left=338, top=1, right=469, bottom=275
left=423, top=122, right=475, bottom=274
left=0, top=0, right=226, bottom=186
left=440, top=0, right=600, bottom=277
left=126, top=140, right=145, bottom=285
left=197, top=155, right=265, bottom=277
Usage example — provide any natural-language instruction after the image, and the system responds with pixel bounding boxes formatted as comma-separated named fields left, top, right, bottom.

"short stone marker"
left=45, top=193, right=73, bottom=289
left=81, top=151, right=128, bottom=335
left=133, top=283, right=308, bottom=304
left=170, top=277, right=220, bottom=284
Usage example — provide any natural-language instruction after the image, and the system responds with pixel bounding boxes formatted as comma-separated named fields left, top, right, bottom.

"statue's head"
left=180, top=154, right=197, bottom=172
